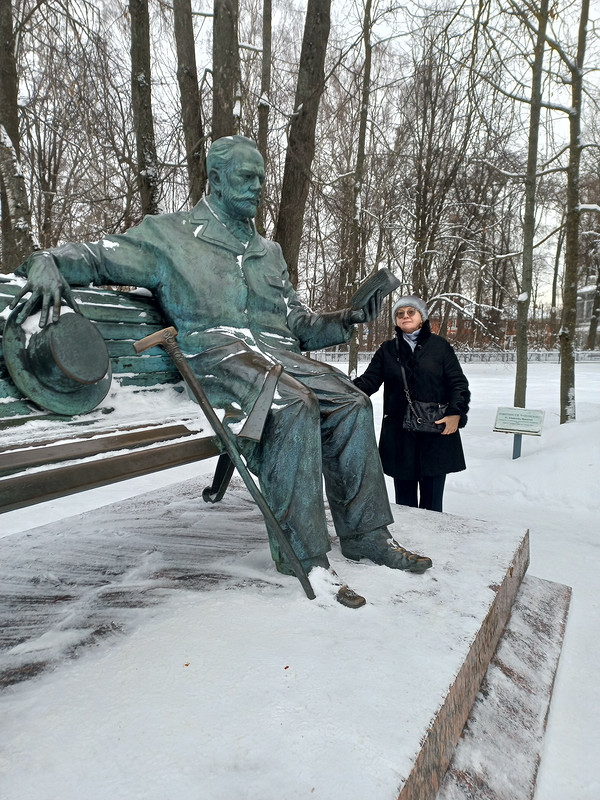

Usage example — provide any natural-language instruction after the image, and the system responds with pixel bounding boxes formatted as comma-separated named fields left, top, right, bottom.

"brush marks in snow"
left=0, top=479, right=267, bottom=688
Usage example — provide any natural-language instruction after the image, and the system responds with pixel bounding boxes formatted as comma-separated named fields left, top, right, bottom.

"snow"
left=1, top=361, right=599, bottom=800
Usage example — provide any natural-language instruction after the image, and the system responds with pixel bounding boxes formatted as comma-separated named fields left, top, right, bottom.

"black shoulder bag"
left=400, top=363, right=448, bottom=434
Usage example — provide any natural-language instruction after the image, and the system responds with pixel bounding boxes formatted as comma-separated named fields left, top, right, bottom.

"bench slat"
left=78, top=300, right=165, bottom=325
left=0, top=399, right=39, bottom=418
left=91, top=320, right=165, bottom=340
left=0, top=378, right=25, bottom=400
left=110, top=355, right=179, bottom=375
left=0, top=424, right=197, bottom=475
left=105, top=340, right=166, bottom=358
left=1, top=282, right=164, bottom=322
left=0, top=435, right=222, bottom=513
left=115, top=372, right=182, bottom=387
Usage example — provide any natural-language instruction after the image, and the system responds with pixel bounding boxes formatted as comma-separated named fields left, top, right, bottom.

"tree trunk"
left=212, top=0, right=240, bottom=140
left=0, top=1, right=35, bottom=270
left=550, top=217, right=565, bottom=343
left=0, top=0, right=28, bottom=271
left=255, top=0, right=271, bottom=234
left=130, top=0, right=160, bottom=216
left=559, top=0, right=589, bottom=423
left=585, top=263, right=600, bottom=350
left=348, top=0, right=372, bottom=379
left=274, top=0, right=331, bottom=288
left=0, top=1, right=18, bottom=151
left=514, top=0, right=549, bottom=408
left=0, top=126, right=37, bottom=267
left=173, top=0, right=206, bottom=205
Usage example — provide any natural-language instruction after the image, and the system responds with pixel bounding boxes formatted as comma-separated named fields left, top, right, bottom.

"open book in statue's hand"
left=350, top=268, right=401, bottom=311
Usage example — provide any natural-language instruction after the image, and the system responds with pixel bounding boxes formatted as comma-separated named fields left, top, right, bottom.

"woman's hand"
left=436, top=414, right=461, bottom=435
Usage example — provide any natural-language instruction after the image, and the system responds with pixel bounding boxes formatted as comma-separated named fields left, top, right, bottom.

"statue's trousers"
left=240, top=368, right=395, bottom=565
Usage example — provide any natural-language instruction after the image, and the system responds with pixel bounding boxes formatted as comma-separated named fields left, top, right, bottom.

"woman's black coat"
left=354, top=321, right=470, bottom=480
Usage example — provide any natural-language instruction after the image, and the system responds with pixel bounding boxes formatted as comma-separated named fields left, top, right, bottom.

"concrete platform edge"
left=398, top=530, right=531, bottom=800
left=436, top=574, right=572, bottom=800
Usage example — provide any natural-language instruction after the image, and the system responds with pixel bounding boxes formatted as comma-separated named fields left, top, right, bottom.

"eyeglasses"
left=396, top=308, right=418, bottom=319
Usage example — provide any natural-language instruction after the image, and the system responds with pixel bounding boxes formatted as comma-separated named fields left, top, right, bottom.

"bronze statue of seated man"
left=11, top=135, right=432, bottom=606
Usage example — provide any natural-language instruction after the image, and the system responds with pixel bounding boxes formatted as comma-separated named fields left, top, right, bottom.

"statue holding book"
left=11, top=135, right=432, bottom=605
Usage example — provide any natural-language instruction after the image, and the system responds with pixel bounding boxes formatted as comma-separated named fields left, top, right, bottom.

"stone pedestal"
left=0, top=479, right=571, bottom=800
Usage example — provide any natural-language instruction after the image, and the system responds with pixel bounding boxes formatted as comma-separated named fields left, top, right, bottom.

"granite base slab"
left=396, top=528, right=530, bottom=800
left=437, top=574, right=572, bottom=800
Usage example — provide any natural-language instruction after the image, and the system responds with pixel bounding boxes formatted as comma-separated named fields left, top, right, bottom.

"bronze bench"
left=1, top=274, right=315, bottom=597
left=1, top=276, right=223, bottom=513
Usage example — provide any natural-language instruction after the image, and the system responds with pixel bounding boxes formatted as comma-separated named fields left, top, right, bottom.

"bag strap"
left=400, top=363, right=419, bottom=416
left=399, top=363, right=409, bottom=393
left=396, top=336, right=419, bottom=414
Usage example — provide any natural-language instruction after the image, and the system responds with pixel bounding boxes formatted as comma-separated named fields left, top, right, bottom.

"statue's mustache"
left=226, top=188, right=260, bottom=202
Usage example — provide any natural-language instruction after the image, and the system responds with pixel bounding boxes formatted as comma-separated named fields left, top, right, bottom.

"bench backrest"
left=1, top=276, right=180, bottom=423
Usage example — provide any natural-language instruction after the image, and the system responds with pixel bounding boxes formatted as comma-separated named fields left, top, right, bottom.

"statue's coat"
left=22, top=199, right=354, bottom=419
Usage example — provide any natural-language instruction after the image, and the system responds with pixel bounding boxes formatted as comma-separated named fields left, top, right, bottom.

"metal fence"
left=310, top=350, right=600, bottom=364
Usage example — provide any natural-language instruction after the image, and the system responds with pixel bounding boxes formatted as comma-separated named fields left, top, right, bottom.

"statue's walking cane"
left=134, top=326, right=315, bottom=600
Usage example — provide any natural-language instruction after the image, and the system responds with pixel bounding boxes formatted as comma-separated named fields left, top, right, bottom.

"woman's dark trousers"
left=393, top=476, right=446, bottom=512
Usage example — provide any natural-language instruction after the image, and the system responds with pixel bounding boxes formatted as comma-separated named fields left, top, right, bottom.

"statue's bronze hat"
left=2, top=308, right=112, bottom=415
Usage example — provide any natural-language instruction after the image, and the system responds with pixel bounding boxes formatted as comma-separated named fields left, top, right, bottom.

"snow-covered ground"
left=1, top=361, right=598, bottom=799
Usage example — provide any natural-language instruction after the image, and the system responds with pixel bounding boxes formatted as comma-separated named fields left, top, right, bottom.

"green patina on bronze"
left=5, top=135, right=431, bottom=585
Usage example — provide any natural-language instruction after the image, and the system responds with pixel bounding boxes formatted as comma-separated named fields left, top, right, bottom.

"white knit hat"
left=392, top=295, right=429, bottom=323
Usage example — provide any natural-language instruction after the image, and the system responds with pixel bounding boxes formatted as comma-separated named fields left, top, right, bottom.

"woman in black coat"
left=354, top=295, right=470, bottom=512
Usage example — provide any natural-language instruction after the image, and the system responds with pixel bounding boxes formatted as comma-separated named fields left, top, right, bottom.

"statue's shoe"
left=335, top=583, right=367, bottom=609
left=341, top=528, right=433, bottom=573
left=308, top=566, right=367, bottom=609
left=275, top=558, right=367, bottom=608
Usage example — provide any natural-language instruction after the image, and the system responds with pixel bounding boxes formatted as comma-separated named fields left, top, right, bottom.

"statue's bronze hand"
left=348, top=288, right=384, bottom=324
left=10, top=254, right=79, bottom=327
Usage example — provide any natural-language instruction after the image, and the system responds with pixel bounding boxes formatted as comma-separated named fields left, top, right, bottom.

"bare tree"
left=14, top=2, right=142, bottom=245
left=468, top=0, right=593, bottom=412
left=130, top=0, right=160, bottom=215
left=585, top=262, right=600, bottom=349
left=212, top=0, right=241, bottom=139
left=555, top=0, right=590, bottom=422
left=274, top=0, right=331, bottom=287
left=514, top=0, right=550, bottom=408
left=0, top=0, right=36, bottom=270
left=173, top=0, right=207, bottom=205
left=347, top=0, right=373, bottom=378
left=255, top=0, right=271, bottom=233
left=0, top=126, right=37, bottom=270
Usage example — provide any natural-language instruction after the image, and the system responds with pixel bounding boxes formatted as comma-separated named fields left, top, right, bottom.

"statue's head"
left=206, top=135, right=265, bottom=221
